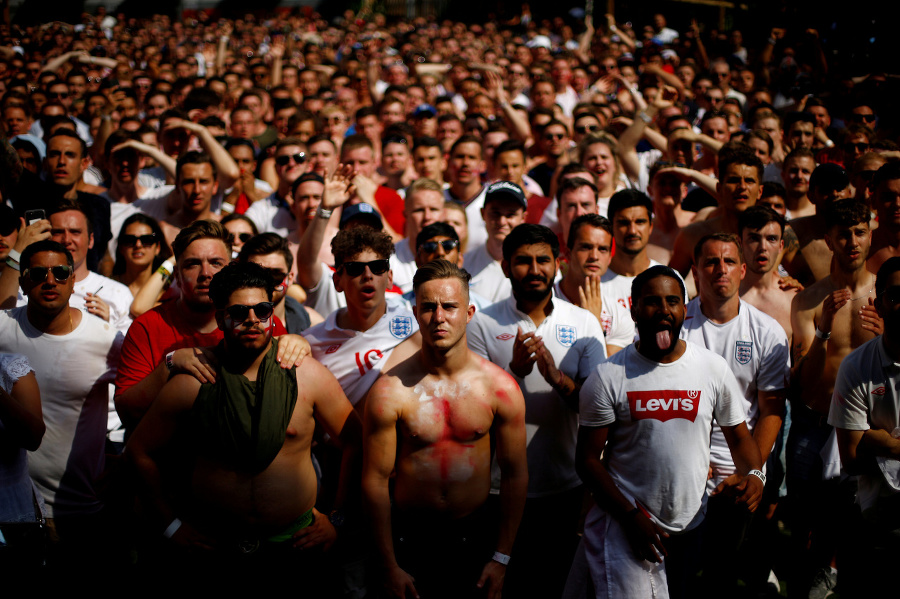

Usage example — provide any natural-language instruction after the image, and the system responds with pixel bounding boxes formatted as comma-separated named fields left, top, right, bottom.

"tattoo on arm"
left=783, top=227, right=800, bottom=256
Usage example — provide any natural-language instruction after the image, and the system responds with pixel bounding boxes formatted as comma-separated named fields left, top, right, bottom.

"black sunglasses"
left=420, top=239, right=459, bottom=253
left=544, top=132, right=566, bottom=140
left=275, top=152, right=307, bottom=167
left=22, top=265, right=73, bottom=283
left=339, top=259, right=390, bottom=277
left=227, top=232, right=254, bottom=244
left=223, top=302, right=275, bottom=322
left=120, top=233, right=158, bottom=247
left=853, top=113, right=876, bottom=123
left=844, top=142, right=870, bottom=153
left=575, top=125, right=600, bottom=134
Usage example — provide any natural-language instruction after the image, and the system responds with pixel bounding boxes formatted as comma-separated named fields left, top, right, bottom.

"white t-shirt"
left=445, top=186, right=488, bottom=251
left=468, top=296, right=607, bottom=497
left=245, top=192, right=296, bottom=237
left=72, top=271, right=134, bottom=336
left=680, top=299, right=789, bottom=484
left=601, top=259, right=665, bottom=311
left=579, top=341, right=745, bottom=533
left=464, top=244, right=512, bottom=304
left=829, top=337, right=900, bottom=515
left=104, top=185, right=174, bottom=257
left=554, top=280, right=635, bottom=350
left=301, top=303, right=418, bottom=405
left=0, top=307, right=122, bottom=517
left=390, top=239, right=417, bottom=294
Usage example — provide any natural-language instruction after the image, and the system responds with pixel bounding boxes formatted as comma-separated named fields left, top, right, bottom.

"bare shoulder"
left=692, top=206, right=717, bottom=223
left=469, top=353, right=523, bottom=402
left=682, top=216, right=719, bottom=238
left=794, top=277, right=833, bottom=311
left=158, top=373, right=203, bottom=410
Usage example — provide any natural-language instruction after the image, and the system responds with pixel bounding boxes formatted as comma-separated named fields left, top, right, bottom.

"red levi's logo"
left=627, top=390, right=701, bottom=422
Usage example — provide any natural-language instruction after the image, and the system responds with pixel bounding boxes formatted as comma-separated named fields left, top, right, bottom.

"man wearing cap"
left=245, top=138, right=309, bottom=237
left=783, top=162, right=853, bottom=285
left=411, top=104, right=438, bottom=139
left=464, top=181, right=528, bottom=304
left=467, top=223, right=607, bottom=599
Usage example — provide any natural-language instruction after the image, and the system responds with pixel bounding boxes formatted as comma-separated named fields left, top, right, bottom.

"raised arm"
left=296, top=166, right=352, bottom=290
left=163, top=118, right=240, bottom=189
left=0, top=218, right=51, bottom=310
left=484, top=70, right=532, bottom=144
left=791, top=290, right=844, bottom=414
left=113, top=140, right=177, bottom=181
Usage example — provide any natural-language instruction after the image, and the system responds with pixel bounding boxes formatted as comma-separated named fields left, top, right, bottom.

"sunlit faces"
left=693, top=239, right=746, bottom=301
left=228, top=143, right=256, bottom=174
left=632, top=275, right=685, bottom=355
left=447, top=141, right=484, bottom=186
left=20, top=250, right=75, bottom=314
left=788, top=121, right=814, bottom=150
left=382, top=140, right=412, bottom=177
left=49, top=210, right=93, bottom=271
left=342, top=145, right=376, bottom=178
left=581, top=142, right=616, bottom=187
left=482, top=197, right=525, bottom=243
left=246, top=252, right=293, bottom=304
left=413, top=145, right=446, bottom=181
left=45, top=136, right=89, bottom=187
left=442, top=205, right=469, bottom=252
left=405, top=189, right=445, bottom=237
left=308, top=140, right=338, bottom=177
left=757, top=194, right=787, bottom=216
left=274, top=144, right=308, bottom=184
left=217, top=287, right=274, bottom=350
left=504, top=242, right=558, bottom=303
left=119, top=222, right=160, bottom=270
left=717, top=162, right=761, bottom=213
left=558, top=186, right=598, bottom=245
left=747, top=137, right=771, bottom=165
left=414, top=277, right=474, bottom=349
left=178, top=162, right=218, bottom=215
left=292, top=179, right=324, bottom=224
left=825, top=220, right=871, bottom=272
left=177, top=238, right=230, bottom=310
left=612, top=206, right=653, bottom=255
left=701, top=116, right=730, bottom=144
left=416, top=235, right=461, bottom=267
left=495, top=149, right=526, bottom=185
left=541, top=123, right=569, bottom=158
left=742, top=222, right=783, bottom=275
left=783, top=156, right=815, bottom=196
left=568, top=224, right=613, bottom=279
left=333, top=248, right=393, bottom=311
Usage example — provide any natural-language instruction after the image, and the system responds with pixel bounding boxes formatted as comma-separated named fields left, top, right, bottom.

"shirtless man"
left=788, top=198, right=882, bottom=597
left=866, top=162, right=900, bottom=273
left=782, top=163, right=853, bottom=286
left=780, top=148, right=817, bottom=218
left=670, top=144, right=767, bottom=279
left=739, top=205, right=797, bottom=339
left=646, top=160, right=696, bottom=264
left=363, top=260, right=528, bottom=599
left=127, top=262, right=360, bottom=591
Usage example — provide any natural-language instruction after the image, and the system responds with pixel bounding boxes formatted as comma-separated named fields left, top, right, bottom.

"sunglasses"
left=420, top=239, right=459, bottom=253
left=120, top=233, right=158, bottom=247
left=844, top=142, right=870, bottom=153
left=544, top=132, right=566, bottom=140
left=275, top=152, right=307, bottom=167
left=22, top=265, right=73, bottom=283
left=575, top=125, right=600, bottom=134
left=853, top=113, right=876, bottom=123
left=339, top=259, right=390, bottom=277
left=223, top=301, right=275, bottom=322
left=227, top=232, right=254, bottom=244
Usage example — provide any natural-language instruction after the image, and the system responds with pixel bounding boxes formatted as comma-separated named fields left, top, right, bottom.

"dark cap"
left=484, top=181, right=527, bottom=210
left=810, top=163, right=850, bottom=192
left=412, top=104, right=438, bottom=118
left=339, top=202, right=384, bottom=231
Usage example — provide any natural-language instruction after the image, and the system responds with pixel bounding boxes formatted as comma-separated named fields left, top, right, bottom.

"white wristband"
left=317, top=206, right=333, bottom=219
left=815, top=327, right=831, bottom=340
left=748, top=469, right=766, bottom=485
left=163, top=518, right=182, bottom=538
left=8, top=249, right=21, bottom=263
left=492, top=551, right=510, bottom=565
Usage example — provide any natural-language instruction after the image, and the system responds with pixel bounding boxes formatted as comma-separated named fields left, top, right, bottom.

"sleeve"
left=713, top=358, right=747, bottom=428
left=577, top=314, right=608, bottom=380
left=756, top=327, right=790, bottom=392
left=114, top=318, right=156, bottom=397
left=374, top=187, right=407, bottom=235
left=606, top=300, right=636, bottom=349
left=578, top=364, right=616, bottom=427
left=466, top=312, right=491, bottom=360
left=828, top=358, right=871, bottom=431
left=0, top=353, right=33, bottom=394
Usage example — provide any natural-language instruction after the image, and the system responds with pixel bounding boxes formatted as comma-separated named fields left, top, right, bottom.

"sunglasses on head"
left=22, top=265, right=73, bottom=283
left=227, top=232, right=254, bottom=244
left=223, top=301, right=275, bottom=322
left=575, top=124, right=600, bottom=134
left=339, top=259, right=390, bottom=277
left=420, top=239, right=459, bottom=253
left=275, top=152, right=307, bottom=167
left=120, top=233, right=158, bottom=247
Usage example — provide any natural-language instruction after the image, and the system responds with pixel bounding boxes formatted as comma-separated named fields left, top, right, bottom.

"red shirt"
left=114, top=300, right=287, bottom=398
left=374, top=186, right=406, bottom=235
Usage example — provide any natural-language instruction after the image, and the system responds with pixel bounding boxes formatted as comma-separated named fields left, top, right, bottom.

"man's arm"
left=125, top=374, right=213, bottom=549
left=164, top=119, right=240, bottom=188
left=754, top=389, right=786, bottom=465
left=0, top=218, right=51, bottom=310
left=575, top=425, right=669, bottom=563
left=297, top=167, right=352, bottom=290
left=477, top=375, right=528, bottom=597
left=669, top=227, right=697, bottom=277
left=361, top=377, right=419, bottom=599
left=718, top=422, right=765, bottom=512
left=836, top=428, right=900, bottom=475
left=790, top=289, right=843, bottom=414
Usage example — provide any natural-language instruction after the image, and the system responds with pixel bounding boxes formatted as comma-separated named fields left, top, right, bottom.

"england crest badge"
left=735, top=340, right=753, bottom=365
left=556, top=324, right=577, bottom=347
left=390, top=316, right=413, bottom=339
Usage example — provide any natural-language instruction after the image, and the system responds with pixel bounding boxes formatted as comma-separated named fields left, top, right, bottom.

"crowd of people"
left=0, top=5, right=897, bottom=598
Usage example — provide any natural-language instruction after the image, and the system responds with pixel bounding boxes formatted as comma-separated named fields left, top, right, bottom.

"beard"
left=510, top=273, right=553, bottom=303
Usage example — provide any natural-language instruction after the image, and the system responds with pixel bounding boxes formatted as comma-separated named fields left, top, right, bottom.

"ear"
left=466, top=302, right=476, bottom=323
left=739, top=262, right=747, bottom=280
left=500, top=258, right=510, bottom=279
left=215, top=309, right=226, bottom=332
left=332, top=269, right=343, bottom=293
left=88, top=232, right=94, bottom=250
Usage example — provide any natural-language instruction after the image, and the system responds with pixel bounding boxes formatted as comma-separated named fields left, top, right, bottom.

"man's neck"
left=610, top=250, right=651, bottom=277
left=223, top=338, right=273, bottom=380
left=176, top=298, right=218, bottom=332
left=515, top=293, right=554, bottom=328
left=336, top=301, right=387, bottom=332
left=786, top=191, right=811, bottom=213
left=559, top=273, right=584, bottom=307
left=170, top=208, right=214, bottom=228
left=420, top=336, right=470, bottom=376
left=110, top=180, right=142, bottom=203
left=74, top=263, right=90, bottom=283
left=449, top=180, right=482, bottom=205
left=740, top=266, right=779, bottom=295
left=486, top=237, right=503, bottom=261
left=27, top=305, right=80, bottom=336
left=831, top=264, right=874, bottom=292
left=698, top=293, right=740, bottom=325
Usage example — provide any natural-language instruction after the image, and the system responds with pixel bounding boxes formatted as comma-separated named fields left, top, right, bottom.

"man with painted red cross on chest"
left=570, top=265, right=764, bottom=599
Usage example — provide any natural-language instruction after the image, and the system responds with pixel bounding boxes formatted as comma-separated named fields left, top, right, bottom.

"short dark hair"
left=47, top=129, right=88, bottom=159
left=449, top=134, right=483, bottom=157
left=416, top=222, right=459, bottom=249
left=761, top=181, right=787, bottom=200
left=48, top=198, right=93, bottom=236
left=607, top=189, right=653, bottom=222
left=876, top=256, right=900, bottom=298
left=823, top=199, right=870, bottom=231
left=20, top=239, right=74, bottom=271
left=412, top=259, right=471, bottom=299
left=693, top=233, right=743, bottom=265
left=718, top=142, right=764, bottom=181
left=567, top=214, right=612, bottom=251
left=209, top=262, right=274, bottom=309
left=413, top=136, right=442, bottom=152
left=873, top=161, right=900, bottom=190
left=502, top=223, right=559, bottom=263
left=784, top=111, right=815, bottom=131
left=172, top=219, right=231, bottom=260
left=176, top=151, right=217, bottom=181
left=631, top=265, right=686, bottom=304
left=738, top=205, right=785, bottom=237
left=558, top=176, right=599, bottom=201
left=239, top=232, right=294, bottom=271
left=494, top=138, right=526, bottom=159
left=331, top=226, right=394, bottom=268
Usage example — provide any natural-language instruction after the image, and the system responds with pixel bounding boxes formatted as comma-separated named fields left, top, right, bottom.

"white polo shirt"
left=245, top=192, right=296, bottom=237
left=554, top=280, right=635, bottom=350
left=302, top=303, right=418, bottom=406
left=468, top=296, right=607, bottom=497
left=680, top=298, right=790, bottom=485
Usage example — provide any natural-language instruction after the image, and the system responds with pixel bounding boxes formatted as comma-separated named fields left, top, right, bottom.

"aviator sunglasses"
left=22, top=265, right=74, bottom=283
left=339, top=259, right=390, bottom=277
left=275, top=152, right=307, bottom=167
left=223, top=302, right=275, bottom=322
left=419, top=240, right=459, bottom=253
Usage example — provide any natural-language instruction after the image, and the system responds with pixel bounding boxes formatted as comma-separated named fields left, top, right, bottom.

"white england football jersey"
left=580, top=341, right=746, bottom=533
left=680, top=299, right=789, bottom=484
left=302, top=303, right=419, bottom=406
left=464, top=244, right=512, bottom=304
left=554, top=280, right=635, bottom=350
left=600, top=259, right=664, bottom=311
left=468, top=296, right=606, bottom=497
